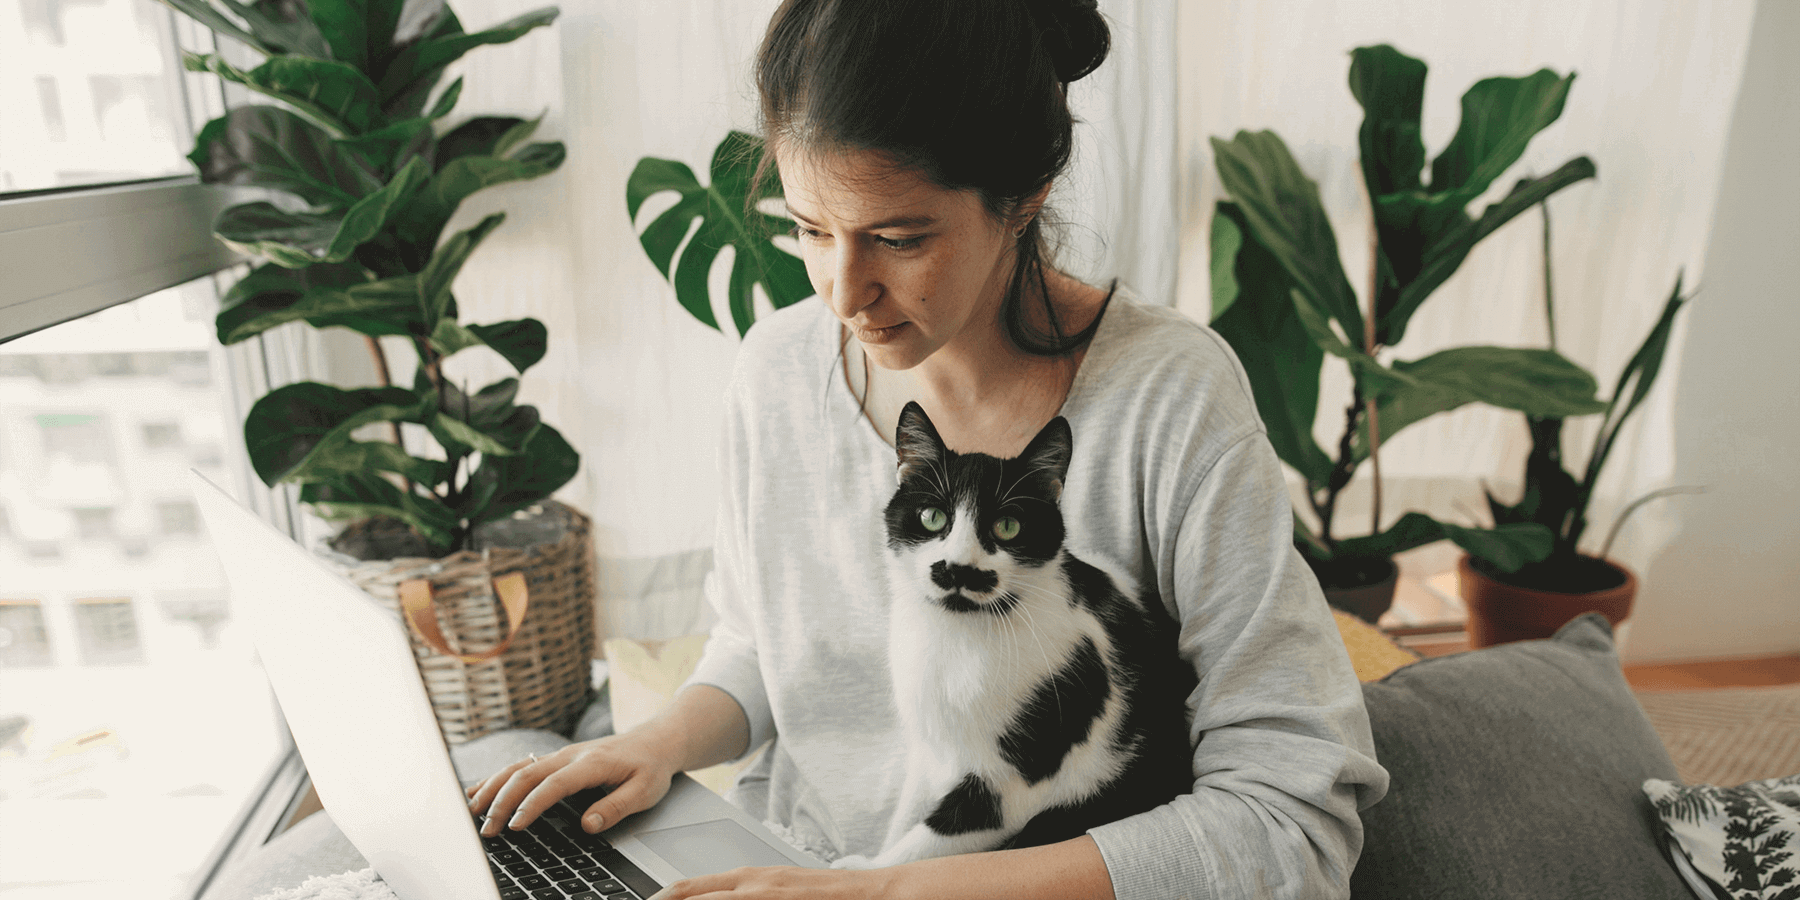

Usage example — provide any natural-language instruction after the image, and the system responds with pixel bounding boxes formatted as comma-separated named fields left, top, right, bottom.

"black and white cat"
left=837, top=401, right=1197, bottom=868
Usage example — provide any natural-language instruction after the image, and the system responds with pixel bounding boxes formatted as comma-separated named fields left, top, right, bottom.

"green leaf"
left=1430, top=69, right=1577, bottom=204
left=1574, top=273, right=1692, bottom=540
left=425, top=76, right=463, bottom=119
left=189, top=106, right=382, bottom=208
left=1386, top=155, right=1597, bottom=345
left=307, top=0, right=405, bottom=72
left=430, top=403, right=539, bottom=456
left=218, top=267, right=426, bottom=342
left=1441, top=521, right=1556, bottom=574
left=184, top=52, right=385, bottom=137
left=428, top=319, right=546, bottom=374
left=243, top=382, right=426, bottom=485
left=333, top=116, right=435, bottom=174
left=1353, top=346, right=1606, bottom=462
left=417, top=212, right=505, bottom=323
left=215, top=261, right=419, bottom=342
left=468, top=320, right=548, bottom=373
left=627, top=130, right=812, bottom=334
left=218, top=0, right=332, bottom=57
left=213, top=156, right=428, bottom=267
left=300, top=472, right=458, bottom=550
left=393, top=142, right=564, bottom=251
left=434, top=115, right=528, bottom=170
left=1210, top=130, right=1364, bottom=346
left=1349, top=45, right=1428, bottom=198
left=377, top=7, right=558, bottom=113
left=1332, top=511, right=1553, bottom=568
left=213, top=202, right=342, bottom=267
left=466, top=422, right=579, bottom=524
left=155, top=0, right=274, bottom=55
left=1209, top=203, right=1331, bottom=486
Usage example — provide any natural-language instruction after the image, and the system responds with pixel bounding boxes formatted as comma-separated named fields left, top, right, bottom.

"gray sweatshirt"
left=686, top=290, right=1388, bottom=899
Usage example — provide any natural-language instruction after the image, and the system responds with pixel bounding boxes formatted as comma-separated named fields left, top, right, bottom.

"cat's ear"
left=895, top=401, right=946, bottom=485
left=1020, top=416, right=1073, bottom=499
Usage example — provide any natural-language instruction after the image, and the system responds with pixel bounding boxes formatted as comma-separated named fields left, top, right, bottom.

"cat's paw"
left=830, top=854, right=879, bottom=870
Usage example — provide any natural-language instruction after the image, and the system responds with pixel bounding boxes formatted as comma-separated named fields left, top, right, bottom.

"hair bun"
left=1025, top=0, right=1110, bottom=84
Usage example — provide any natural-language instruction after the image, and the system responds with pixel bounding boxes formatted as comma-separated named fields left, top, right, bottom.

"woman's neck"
left=850, top=270, right=1107, bottom=456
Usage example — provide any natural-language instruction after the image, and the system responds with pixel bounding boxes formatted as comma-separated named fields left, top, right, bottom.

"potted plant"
left=1209, top=44, right=1610, bottom=621
left=163, top=0, right=595, bottom=741
left=1460, top=206, right=1695, bottom=646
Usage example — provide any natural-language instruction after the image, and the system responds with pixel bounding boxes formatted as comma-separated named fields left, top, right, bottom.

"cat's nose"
left=930, top=561, right=998, bottom=593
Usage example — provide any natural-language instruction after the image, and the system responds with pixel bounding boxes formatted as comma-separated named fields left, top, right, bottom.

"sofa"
left=208, top=613, right=1708, bottom=899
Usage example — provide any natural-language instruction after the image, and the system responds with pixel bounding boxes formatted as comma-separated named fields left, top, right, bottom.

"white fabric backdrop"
left=408, top=0, right=1758, bottom=649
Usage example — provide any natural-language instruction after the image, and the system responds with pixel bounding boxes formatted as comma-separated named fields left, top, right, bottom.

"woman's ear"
left=1009, top=183, right=1053, bottom=236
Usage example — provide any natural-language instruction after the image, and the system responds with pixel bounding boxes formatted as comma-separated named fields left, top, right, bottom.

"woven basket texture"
left=322, top=502, right=598, bottom=744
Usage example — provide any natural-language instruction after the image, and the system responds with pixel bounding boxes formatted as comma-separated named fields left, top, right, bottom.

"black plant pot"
left=1309, top=555, right=1399, bottom=625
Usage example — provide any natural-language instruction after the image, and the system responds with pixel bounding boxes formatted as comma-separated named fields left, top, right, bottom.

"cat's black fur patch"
left=998, top=636, right=1110, bottom=784
left=924, top=774, right=1004, bottom=836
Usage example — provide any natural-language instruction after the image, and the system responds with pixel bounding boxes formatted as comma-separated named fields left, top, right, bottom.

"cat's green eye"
left=993, top=516, right=1021, bottom=541
left=920, top=507, right=948, bottom=532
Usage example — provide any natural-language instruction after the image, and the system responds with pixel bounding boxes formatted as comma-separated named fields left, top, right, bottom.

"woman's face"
left=777, top=145, right=1017, bottom=371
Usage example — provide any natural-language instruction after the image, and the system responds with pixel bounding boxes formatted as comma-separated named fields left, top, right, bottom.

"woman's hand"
left=466, top=731, right=678, bottom=837
left=648, top=865, right=893, bottom=900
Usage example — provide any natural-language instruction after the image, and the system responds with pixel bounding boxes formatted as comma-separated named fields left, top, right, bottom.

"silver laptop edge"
left=189, top=471, right=818, bottom=900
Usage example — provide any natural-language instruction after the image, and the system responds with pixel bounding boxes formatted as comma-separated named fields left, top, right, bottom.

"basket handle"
left=397, top=572, right=530, bottom=664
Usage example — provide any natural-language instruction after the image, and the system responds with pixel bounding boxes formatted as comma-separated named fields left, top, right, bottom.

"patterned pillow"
left=1645, top=774, right=1800, bottom=900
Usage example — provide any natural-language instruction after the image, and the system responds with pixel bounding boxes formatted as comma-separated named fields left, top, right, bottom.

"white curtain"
left=422, top=0, right=1757, bottom=646
left=1174, top=0, right=1757, bottom=589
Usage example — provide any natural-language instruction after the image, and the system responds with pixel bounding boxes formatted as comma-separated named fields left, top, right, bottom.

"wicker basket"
left=321, top=501, right=598, bottom=744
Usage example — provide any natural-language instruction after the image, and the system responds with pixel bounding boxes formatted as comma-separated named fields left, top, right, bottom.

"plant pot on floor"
left=319, top=501, right=599, bottom=743
left=1458, top=553, right=1636, bottom=649
left=1313, top=556, right=1400, bottom=625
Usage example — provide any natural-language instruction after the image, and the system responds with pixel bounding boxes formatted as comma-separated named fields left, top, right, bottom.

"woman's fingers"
left=471, top=740, right=677, bottom=837
left=467, top=755, right=538, bottom=817
left=573, top=765, right=672, bottom=834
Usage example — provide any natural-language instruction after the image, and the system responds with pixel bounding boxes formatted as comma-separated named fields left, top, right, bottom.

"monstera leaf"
left=627, top=130, right=813, bottom=335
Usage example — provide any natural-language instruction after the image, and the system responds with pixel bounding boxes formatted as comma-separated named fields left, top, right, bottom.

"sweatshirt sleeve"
left=683, top=377, right=777, bottom=759
left=1086, top=430, right=1389, bottom=900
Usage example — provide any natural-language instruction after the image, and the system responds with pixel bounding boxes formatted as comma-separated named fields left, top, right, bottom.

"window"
left=72, top=596, right=144, bottom=665
left=0, top=600, right=55, bottom=667
left=0, top=277, right=304, bottom=899
left=3, top=0, right=190, bottom=193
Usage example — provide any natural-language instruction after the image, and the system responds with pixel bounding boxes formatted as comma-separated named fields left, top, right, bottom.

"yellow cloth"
left=1331, top=610, right=1419, bottom=682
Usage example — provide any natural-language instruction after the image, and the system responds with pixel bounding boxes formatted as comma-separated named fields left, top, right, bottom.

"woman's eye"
left=876, top=235, right=922, bottom=250
left=993, top=517, right=1020, bottom=540
left=919, top=507, right=947, bottom=532
left=791, top=225, right=825, bottom=241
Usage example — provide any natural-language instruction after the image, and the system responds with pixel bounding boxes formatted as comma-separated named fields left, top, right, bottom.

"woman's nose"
left=824, top=243, right=878, bottom=319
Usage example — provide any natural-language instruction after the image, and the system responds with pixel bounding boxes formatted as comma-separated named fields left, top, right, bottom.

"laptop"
left=190, top=470, right=820, bottom=900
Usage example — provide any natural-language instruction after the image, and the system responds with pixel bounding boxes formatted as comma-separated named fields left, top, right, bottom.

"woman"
left=471, top=1, right=1387, bottom=897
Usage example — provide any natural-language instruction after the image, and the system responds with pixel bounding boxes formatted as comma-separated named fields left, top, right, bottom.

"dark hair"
left=756, top=0, right=1111, bottom=356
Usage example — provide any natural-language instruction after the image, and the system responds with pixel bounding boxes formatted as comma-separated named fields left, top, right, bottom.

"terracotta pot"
left=1458, top=554, right=1637, bottom=648
left=1320, top=557, right=1399, bottom=625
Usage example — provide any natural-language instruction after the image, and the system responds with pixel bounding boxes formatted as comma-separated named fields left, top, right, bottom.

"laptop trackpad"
left=636, top=819, right=797, bottom=875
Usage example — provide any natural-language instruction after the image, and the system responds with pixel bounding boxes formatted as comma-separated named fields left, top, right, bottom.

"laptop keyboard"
left=479, top=787, right=662, bottom=900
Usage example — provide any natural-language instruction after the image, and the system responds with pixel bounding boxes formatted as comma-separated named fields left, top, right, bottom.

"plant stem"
left=1317, top=394, right=1367, bottom=548
left=1541, top=201, right=1557, bottom=351
left=365, top=335, right=412, bottom=494
left=1365, top=228, right=1383, bottom=535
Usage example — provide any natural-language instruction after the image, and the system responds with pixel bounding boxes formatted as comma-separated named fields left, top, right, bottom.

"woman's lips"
left=853, top=322, right=908, bottom=344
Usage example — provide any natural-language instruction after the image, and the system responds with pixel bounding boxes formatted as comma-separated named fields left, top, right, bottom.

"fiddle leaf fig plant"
left=627, top=130, right=812, bottom=335
left=1210, top=44, right=1609, bottom=589
left=161, top=0, right=575, bottom=555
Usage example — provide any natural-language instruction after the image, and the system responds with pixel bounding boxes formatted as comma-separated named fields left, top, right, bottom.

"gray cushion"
left=1351, top=613, right=1695, bottom=899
